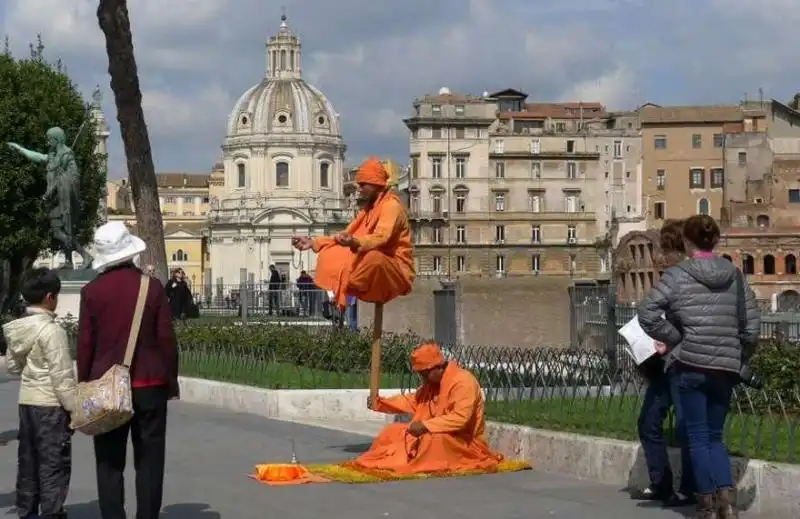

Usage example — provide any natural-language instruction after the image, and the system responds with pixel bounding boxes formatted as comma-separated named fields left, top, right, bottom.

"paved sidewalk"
left=0, top=373, right=694, bottom=518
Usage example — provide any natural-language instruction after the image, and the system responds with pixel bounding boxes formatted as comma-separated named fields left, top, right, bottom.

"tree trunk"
left=97, top=0, right=168, bottom=282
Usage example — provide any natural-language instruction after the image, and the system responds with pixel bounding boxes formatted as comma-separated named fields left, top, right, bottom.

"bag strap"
left=123, top=275, right=150, bottom=368
left=735, top=268, right=746, bottom=341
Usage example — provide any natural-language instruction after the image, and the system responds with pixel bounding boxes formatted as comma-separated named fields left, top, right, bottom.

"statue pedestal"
left=55, top=269, right=97, bottom=321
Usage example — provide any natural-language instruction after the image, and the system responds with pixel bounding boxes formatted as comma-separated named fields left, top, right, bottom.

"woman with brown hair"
left=639, top=215, right=760, bottom=519
left=633, top=219, right=695, bottom=507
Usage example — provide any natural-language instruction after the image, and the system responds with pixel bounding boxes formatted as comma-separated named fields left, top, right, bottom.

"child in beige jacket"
left=4, top=267, right=77, bottom=519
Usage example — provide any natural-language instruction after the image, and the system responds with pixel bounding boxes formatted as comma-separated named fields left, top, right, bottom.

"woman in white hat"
left=76, top=221, right=178, bottom=519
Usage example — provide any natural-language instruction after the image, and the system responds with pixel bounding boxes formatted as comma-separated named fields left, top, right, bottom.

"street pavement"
left=0, top=373, right=695, bottom=518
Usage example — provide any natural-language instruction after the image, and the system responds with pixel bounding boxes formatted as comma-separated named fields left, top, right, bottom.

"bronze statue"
left=7, top=127, right=92, bottom=269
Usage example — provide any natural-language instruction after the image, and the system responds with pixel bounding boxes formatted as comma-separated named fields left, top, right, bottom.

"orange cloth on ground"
left=312, top=160, right=414, bottom=309
left=352, top=362, right=504, bottom=474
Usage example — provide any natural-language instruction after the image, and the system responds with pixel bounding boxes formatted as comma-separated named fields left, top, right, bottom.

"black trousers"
left=93, top=386, right=168, bottom=519
left=16, top=404, right=72, bottom=519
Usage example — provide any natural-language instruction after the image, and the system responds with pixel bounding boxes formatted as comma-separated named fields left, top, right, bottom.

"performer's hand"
left=654, top=341, right=668, bottom=355
left=334, top=233, right=352, bottom=246
left=292, top=236, right=313, bottom=251
left=366, top=396, right=376, bottom=410
left=407, top=422, right=428, bottom=437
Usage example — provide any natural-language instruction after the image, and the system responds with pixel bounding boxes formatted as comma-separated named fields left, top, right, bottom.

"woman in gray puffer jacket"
left=638, top=215, right=760, bottom=519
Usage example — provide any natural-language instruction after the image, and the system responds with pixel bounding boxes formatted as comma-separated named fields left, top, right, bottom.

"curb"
left=178, top=376, right=800, bottom=518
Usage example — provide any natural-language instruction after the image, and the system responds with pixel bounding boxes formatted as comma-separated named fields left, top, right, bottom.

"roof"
left=124, top=221, right=205, bottom=237
left=156, top=173, right=210, bottom=189
left=415, top=91, right=486, bottom=105
left=487, top=88, right=529, bottom=99
left=639, top=105, right=743, bottom=124
left=498, top=102, right=606, bottom=120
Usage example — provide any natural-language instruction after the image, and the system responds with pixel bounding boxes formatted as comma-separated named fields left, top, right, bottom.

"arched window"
left=280, top=50, right=286, bottom=70
left=275, top=161, right=289, bottom=187
left=742, top=254, right=755, bottom=274
left=697, top=198, right=710, bottom=216
left=237, top=163, right=246, bottom=188
left=786, top=254, right=797, bottom=274
left=763, top=254, right=776, bottom=275
left=171, top=249, right=187, bottom=262
left=319, top=162, right=330, bottom=188
left=757, top=214, right=770, bottom=228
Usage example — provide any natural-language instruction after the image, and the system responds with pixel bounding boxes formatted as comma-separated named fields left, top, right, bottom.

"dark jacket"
left=76, top=264, right=179, bottom=397
left=165, top=278, right=193, bottom=319
left=268, top=270, right=281, bottom=291
left=638, top=256, right=760, bottom=375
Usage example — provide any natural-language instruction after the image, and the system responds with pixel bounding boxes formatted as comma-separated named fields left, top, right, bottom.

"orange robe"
left=312, top=190, right=415, bottom=309
left=352, top=362, right=504, bottom=474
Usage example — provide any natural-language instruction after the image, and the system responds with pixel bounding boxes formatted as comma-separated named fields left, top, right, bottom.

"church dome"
left=225, top=15, right=341, bottom=138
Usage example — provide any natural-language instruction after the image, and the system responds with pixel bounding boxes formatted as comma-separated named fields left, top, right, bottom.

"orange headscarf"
left=410, top=343, right=445, bottom=372
left=355, top=157, right=389, bottom=187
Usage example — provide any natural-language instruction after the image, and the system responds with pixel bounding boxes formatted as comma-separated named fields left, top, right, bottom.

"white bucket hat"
left=91, top=221, right=147, bottom=271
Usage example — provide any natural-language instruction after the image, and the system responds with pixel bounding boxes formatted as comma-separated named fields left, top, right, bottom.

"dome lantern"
left=266, top=12, right=301, bottom=80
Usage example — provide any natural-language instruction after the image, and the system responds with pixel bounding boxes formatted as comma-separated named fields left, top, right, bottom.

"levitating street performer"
left=350, top=343, right=504, bottom=474
left=291, top=157, right=414, bottom=309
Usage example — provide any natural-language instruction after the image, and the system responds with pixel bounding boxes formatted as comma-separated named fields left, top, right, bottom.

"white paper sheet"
left=618, top=314, right=658, bottom=365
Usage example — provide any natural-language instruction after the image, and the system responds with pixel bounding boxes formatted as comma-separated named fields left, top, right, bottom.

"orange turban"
left=410, top=343, right=445, bottom=372
left=355, top=157, right=389, bottom=187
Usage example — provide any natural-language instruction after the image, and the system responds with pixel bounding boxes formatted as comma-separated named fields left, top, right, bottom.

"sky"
left=1, top=0, right=798, bottom=178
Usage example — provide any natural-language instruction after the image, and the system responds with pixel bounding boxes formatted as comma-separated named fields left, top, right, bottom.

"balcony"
left=490, top=150, right=601, bottom=160
left=408, top=209, right=449, bottom=221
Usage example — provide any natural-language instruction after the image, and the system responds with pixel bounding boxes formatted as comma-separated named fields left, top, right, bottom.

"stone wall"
left=358, top=276, right=574, bottom=347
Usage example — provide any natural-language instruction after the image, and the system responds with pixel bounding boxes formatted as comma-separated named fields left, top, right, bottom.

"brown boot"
left=694, top=494, right=715, bottom=519
left=715, top=487, right=739, bottom=518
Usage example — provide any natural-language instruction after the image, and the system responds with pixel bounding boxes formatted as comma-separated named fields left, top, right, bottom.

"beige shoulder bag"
left=71, top=275, right=149, bottom=436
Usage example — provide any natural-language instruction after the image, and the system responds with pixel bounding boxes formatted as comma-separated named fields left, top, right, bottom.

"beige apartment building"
left=404, top=88, right=642, bottom=278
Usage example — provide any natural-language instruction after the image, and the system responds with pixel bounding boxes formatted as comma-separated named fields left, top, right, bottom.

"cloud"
left=0, top=0, right=797, bottom=177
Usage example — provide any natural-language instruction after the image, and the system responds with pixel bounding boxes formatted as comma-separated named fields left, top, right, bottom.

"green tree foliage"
left=0, top=38, right=104, bottom=312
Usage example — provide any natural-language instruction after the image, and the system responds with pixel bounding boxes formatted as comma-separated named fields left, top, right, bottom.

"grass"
left=179, top=351, right=409, bottom=390
left=486, top=396, right=800, bottom=464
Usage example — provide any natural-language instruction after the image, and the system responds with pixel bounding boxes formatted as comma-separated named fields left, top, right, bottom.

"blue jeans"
left=638, top=369, right=694, bottom=495
left=673, top=365, right=735, bottom=495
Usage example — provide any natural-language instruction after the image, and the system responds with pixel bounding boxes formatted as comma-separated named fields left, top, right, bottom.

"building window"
left=237, top=163, right=246, bottom=188
left=786, top=254, right=797, bottom=275
left=494, top=140, right=504, bottom=154
left=495, top=161, right=505, bottom=178
left=567, top=225, right=577, bottom=242
left=275, top=161, right=289, bottom=187
left=432, top=227, right=441, bottom=244
left=565, top=195, right=579, bottom=213
left=431, top=194, right=442, bottom=213
left=410, top=194, right=420, bottom=213
left=654, top=201, right=665, bottom=219
left=455, top=157, right=466, bottom=178
left=432, top=104, right=441, bottom=114
left=431, top=157, right=442, bottom=178
left=456, top=255, right=466, bottom=272
left=531, top=161, right=541, bottom=178
left=566, top=140, right=575, bottom=153
left=698, top=198, right=710, bottom=215
left=183, top=196, right=193, bottom=203
left=692, top=134, right=702, bottom=148
left=528, top=193, right=542, bottom=212
left=495, top=225, right=505, bottom=243
left=455, top=104, right=464, bottom=115
left=494, top=193, right=505, bottom=211
left=613, top=140, right=622, bottom=158
left=563, top=162, right=576, bottom=179
left=656, top=169, right=666, bottom=189
left=456, top=225, right=466, bottom=244
left=742, top=254, right=754, bottom=274
left=711, top=168, right=724, bottom=188
left=532, top=225, right=541, bottom=244
left=495, top=255, right=505, bottom=275
left=432, top=255, right=442, bottom=272
left=455, top=193, right=466, bottom=212
left=319, top=162, right=330, bottom=188
left=764, top=254, right=776, bottom=275
left=738, top=152, right=747, bottom=166
left=530, top=139, right=541, bottom=154
left=790, top=189, right=800, bottom=203
left=532, top=254, right=541, bottom=272
left=713, top=133, right=724, bottom=148
left=654, top=135, right=667, bottom=149
left=410, top=157, right=419, bottom=178
left=689, top=168, right=704, bottom=189
left=164, top=197, right=177, bottom=204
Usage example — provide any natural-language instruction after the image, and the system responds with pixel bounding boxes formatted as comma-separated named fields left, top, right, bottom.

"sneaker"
left=632, top=485, right=671, bottom=501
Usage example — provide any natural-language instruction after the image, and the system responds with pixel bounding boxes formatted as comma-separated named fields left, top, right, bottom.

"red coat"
left=76, top=264, right=179, bottom=397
